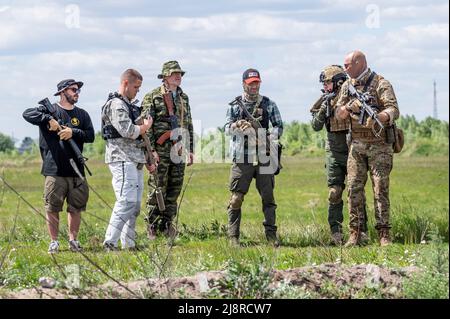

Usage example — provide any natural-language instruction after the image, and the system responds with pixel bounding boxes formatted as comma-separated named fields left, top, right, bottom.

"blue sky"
left=0, top=0, right=448, bottom=142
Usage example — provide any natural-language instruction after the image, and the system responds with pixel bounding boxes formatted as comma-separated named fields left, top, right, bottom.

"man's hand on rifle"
left=345, top=99, right=362, bottom=113
left=145, top=163, right=157, bottom=173
left=48, top=118, right=62, bottom=132
left=58, top=126, right=73, bottom=140
left=187, top=152, right=194, bottom=166
left=232, top=119, right=252, bottom=132
left=139, top=116, right=153, bottom=135
left=152, top=150, right=160, bottom=164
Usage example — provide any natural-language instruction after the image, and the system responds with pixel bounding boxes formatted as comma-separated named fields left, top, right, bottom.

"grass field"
left=0, top=155, right=448, bottom=298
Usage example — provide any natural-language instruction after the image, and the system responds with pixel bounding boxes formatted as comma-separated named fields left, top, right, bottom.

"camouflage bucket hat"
left=157, top=61, right=186, bottom=79
left=320, top=65, right=346, bottom=83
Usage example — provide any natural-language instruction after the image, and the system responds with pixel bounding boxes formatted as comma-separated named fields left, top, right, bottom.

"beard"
left=243, top=85, right=260, bottom=102
left=63, top=92, right=78, bottom=104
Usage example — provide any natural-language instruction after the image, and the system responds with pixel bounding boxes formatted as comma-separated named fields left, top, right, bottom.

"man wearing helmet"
left=310, top=65, right=368, bottom=245
left=336, top=50, right=399, bottom=247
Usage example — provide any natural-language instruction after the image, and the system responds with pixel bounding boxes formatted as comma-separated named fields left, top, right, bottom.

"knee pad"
left=229, top=192, right=244, bottom=210
left=328, top=185, right=343, bottom=205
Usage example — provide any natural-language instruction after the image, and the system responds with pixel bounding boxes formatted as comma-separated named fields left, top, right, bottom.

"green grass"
left=0, top=155, right=448, bottom=298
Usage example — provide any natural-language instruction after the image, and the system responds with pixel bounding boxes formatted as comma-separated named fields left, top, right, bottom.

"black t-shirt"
left=23, top=103, right=95, bottom=177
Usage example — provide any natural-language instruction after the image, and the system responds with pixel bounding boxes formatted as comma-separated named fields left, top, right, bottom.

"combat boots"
left=331, top=232, right=343, bottom=246
left=344, top=230, right=369, bottom=247
left=266, top=232, right=281, bottom=248
left=163, top=221, right=177, bottom=240
left=378, top=228, right=392, bottom=247
left=146, top=224, right=157, bottom=240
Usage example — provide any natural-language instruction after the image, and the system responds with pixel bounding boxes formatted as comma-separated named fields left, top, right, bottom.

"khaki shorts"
left=44, top=176, right=89, bottom=213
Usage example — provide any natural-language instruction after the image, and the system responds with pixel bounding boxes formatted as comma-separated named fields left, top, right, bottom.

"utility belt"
left=350, top=128, right=389, bottom=142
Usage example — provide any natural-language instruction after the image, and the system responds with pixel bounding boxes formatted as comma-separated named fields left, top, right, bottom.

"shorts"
left=43, top=176, right=89, bottom=213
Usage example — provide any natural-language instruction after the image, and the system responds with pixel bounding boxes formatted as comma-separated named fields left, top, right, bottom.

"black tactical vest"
left=236, top=95, right=270, bottom=129
left=101, top=92, right=141, bottom=140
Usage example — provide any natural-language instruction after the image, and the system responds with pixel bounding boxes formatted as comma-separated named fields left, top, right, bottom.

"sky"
left=0, top=0, right=449, bottom=143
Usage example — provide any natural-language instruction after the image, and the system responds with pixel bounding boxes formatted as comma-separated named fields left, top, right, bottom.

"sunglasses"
left=67, top=87, right=81, bottom=94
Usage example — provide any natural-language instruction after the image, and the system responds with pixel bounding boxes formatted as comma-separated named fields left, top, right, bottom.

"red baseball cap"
left=243, top=68, right=261, bottom=84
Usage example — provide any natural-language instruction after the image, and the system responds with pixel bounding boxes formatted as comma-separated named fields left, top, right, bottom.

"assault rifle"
left=38, top=98, right=92, bottom=179
left=229, top=97, right=282, bottom=175
left=311, top=91, right=336, bottom=118
left=135, top=109, right=166, bottom=212
left=347, top=83, right=384, bottom=137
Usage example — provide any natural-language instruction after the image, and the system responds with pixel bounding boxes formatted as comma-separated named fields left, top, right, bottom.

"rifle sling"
left=157, top=91, right=178, bottom=145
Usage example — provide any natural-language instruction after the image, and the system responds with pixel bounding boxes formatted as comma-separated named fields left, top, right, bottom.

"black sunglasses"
left=67, top=87, right=81, bottom=94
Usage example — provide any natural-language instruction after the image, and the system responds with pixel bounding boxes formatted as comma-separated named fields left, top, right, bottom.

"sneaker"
left=48, top=240, right=59, bottom=254
left=229, top=237, right=240, bottom=247
left=103, top=242, right=118, bottom=252
left=69, top=240, right=82, bottom=252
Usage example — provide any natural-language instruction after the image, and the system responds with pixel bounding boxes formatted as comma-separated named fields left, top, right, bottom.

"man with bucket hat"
left=141, top=61, right=194, bottom=240
left=23, top=78, right=94, bottom=253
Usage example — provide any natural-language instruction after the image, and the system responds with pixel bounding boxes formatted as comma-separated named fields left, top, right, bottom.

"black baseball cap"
left=242, top=68, right=261, bottom=84
left=53, top=79, right=84, bottom=96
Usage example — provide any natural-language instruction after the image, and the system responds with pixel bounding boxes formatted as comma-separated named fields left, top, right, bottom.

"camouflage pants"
left=227, top=163, right=277, bottom=239
left=347, top=140, right=393, bottom=231
left=146, top=153, right=185, bottom=229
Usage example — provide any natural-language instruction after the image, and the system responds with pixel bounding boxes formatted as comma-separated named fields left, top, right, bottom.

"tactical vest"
left=328, top=96, right=350, bottom=132
left=349, top=72, right=387, bottom=142
left=235, top=95, right=270, bottom=129
left=101, top=92, right=141, bottom=140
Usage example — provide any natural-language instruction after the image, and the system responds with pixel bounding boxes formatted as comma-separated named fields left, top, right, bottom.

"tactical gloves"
left=345, top=99, right=362, bottom=113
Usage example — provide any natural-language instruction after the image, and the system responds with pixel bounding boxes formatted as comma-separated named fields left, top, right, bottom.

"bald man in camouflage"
left=310, top=65, right=368, bottom=245
left=141, top=61, right=194, bottom=240
left=336, top=50, right=399, bottom=247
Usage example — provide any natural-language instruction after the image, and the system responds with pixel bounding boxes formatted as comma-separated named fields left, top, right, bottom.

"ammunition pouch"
left=393, top=125, right=404, bottom=153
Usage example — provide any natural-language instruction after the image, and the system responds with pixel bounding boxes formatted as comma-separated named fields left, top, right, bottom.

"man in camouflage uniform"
left=102, top=69, right=153, bottom=250
left=336, top=50, right=399, bottom=247
left=310, top=65, right=368, bottom=245
left=224, top=68, right=283, bottom=247
left=141, top=61, right=194, bottom=239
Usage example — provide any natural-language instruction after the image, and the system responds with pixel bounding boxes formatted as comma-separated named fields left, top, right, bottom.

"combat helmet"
left=319, top=65, right=347, bottom=91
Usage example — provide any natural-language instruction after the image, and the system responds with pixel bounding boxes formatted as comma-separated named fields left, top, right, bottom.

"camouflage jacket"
left=336, top=68, right=399, bottom=142
left=103, top=96, right=145, bottom=164
left=141, top=85, right=194, bottom=154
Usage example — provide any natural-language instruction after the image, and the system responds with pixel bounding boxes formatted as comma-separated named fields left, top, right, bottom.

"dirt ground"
left=2, top=263, right=419, bottom=299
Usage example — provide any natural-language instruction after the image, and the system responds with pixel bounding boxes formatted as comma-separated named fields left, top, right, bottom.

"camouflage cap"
left=157, top=61, right=185, bottom=79
left=319, top=65, right=346, bottom=83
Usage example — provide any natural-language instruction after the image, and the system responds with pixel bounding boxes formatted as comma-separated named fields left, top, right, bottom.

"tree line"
left=1, top=116, right=448, bottom=158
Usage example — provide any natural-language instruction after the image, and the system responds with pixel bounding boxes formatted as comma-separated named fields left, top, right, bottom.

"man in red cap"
left=224, top=68, right=284, bottom=247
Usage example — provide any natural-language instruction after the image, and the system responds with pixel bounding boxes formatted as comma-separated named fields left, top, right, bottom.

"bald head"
left=344, top=50, right=367, bottom=79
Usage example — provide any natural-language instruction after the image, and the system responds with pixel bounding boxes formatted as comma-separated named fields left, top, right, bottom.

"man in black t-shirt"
left=23, top=79, right=95, bottom=253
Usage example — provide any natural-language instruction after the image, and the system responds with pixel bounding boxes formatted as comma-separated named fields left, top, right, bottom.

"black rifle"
left=311, top=91, right=336, bottom=118
left=229, top=97, right=282, bottom=175
left=347, top=83, right=384, bottom=137
left=38, top=98, right=92, bottom=179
